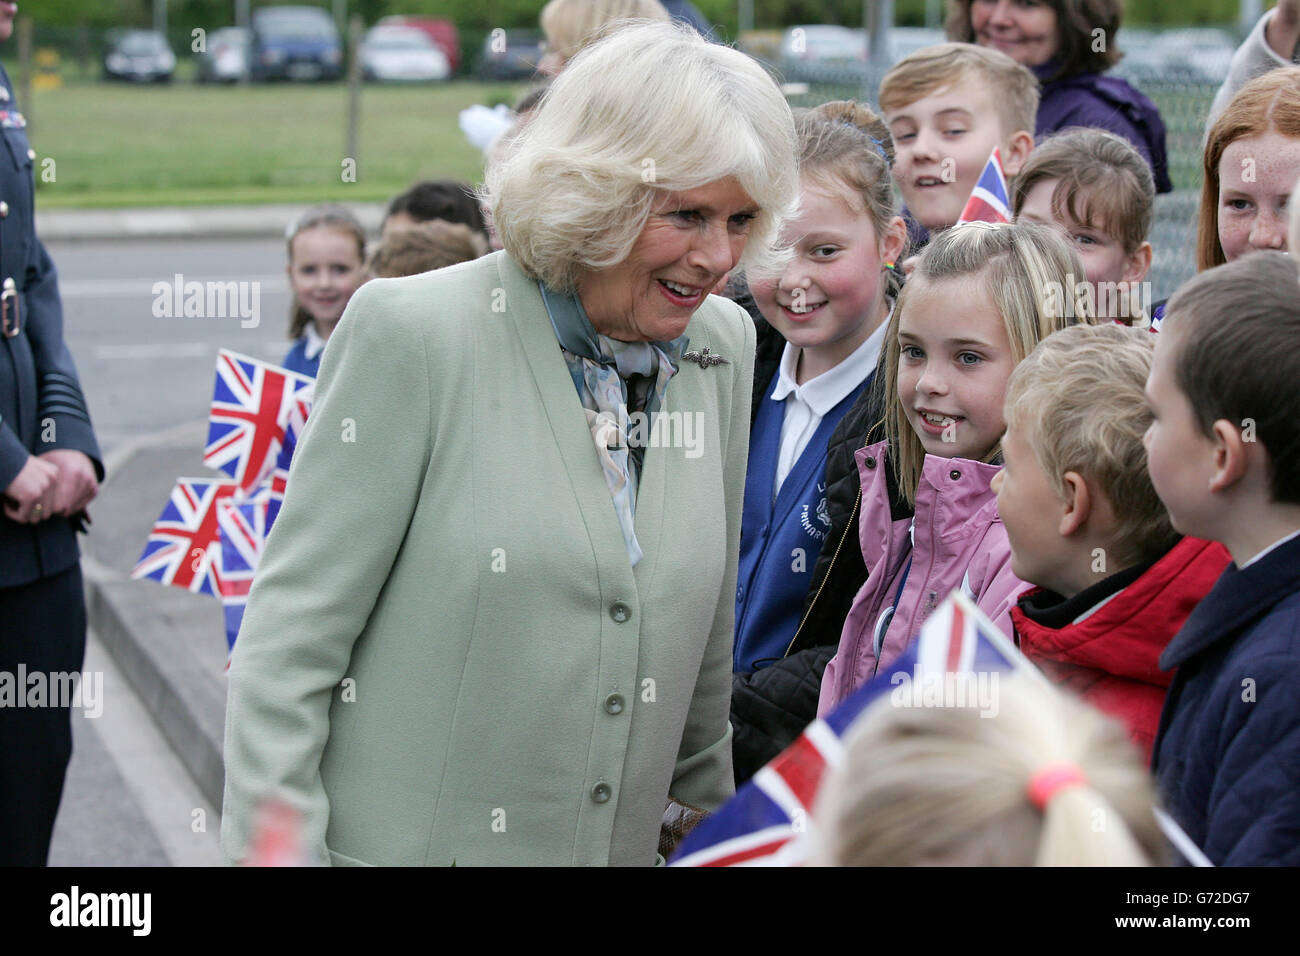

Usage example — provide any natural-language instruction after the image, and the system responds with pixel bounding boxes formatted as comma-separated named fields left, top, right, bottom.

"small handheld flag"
left=132, top=477, right=241, bottom=597
left=957, top=147, right=1012, bottom=225
left=205, top=350, right=314, bottom=494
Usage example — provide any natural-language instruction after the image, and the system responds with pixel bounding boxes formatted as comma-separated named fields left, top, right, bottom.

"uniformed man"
left=0, top=5, right=104, bottom=866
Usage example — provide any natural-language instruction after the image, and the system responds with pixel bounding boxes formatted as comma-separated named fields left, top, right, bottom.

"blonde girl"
left=817, top=221, right=1095, bottom=717
left=811, top=673, right=1166, bottom=866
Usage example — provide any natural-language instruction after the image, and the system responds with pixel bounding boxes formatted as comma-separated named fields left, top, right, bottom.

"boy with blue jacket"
left=1144, top=250, right=1300, bottom=866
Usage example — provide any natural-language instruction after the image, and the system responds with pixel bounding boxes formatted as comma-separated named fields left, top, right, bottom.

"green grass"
left=24, top=78, right=527, bottom=208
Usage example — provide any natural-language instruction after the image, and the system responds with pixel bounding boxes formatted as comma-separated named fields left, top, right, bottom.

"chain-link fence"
left=766, top=23, right=1241, bottom=304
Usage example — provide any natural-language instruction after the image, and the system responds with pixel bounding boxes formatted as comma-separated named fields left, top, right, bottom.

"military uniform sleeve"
left=24, top=239, right=102, bottom=479
left=0, top=416, right=27, bottom=490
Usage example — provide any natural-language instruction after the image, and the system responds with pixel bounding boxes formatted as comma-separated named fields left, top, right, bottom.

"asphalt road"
left=51, top=236, right=295, bottom=455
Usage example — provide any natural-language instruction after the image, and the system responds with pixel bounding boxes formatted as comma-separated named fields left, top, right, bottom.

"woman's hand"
left=3, top=453, right=59, bottom=523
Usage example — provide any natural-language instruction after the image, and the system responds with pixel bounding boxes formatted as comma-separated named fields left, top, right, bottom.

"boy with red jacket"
left=991, top=324, right=1229, bottom=761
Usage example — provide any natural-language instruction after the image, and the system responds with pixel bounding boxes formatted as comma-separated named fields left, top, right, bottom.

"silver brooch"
left=683, top=347, right=729, bottom=368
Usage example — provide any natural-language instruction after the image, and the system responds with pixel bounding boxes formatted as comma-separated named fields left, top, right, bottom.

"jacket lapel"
left=495, top=254, right=634, bottom=567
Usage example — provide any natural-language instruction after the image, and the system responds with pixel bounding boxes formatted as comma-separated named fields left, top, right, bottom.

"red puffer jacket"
left=1010, top=536, right=1231, bottom=763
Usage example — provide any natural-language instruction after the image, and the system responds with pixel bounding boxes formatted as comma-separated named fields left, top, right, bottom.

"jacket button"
left=26, top=148, right=34, bottom=161
left=949, top=469, right=961, bottom=480
left=0, top=201, right=8, bottom=218
left=736, top=584, right=744, bottom=603
left=591, top=782, right=612, bottom=804
left=604, top=694, right=624, bottom=715
left=864, top=456, right=876, bottom=468
left=609, top=601, right=631, bottom=623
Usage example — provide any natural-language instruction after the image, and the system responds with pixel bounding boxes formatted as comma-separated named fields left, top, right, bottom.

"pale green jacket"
left=220, top=251, right=754, bottom=866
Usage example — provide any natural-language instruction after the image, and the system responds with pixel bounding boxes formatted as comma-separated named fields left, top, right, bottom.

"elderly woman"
left=220, top=21, right=797, bottom=867
left=946, top=0, right=1171, bottom=193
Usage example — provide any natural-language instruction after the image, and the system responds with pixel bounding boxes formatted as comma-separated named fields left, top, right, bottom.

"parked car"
left=361, top=25, right=450, bottom=82
left=377, top=15, right=460, bottom=73
left=251, top=5, right=342, bottom=82
left=103, top=29, right=176, bottom=83
left=778, top=25, right=867, bottom=84
left=478, top=29, right=543, bottom=81
left=196, top=26, right=250, bottom=83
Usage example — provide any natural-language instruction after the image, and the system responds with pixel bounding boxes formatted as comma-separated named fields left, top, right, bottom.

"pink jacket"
left=817, top=440, right=1028, bottom=716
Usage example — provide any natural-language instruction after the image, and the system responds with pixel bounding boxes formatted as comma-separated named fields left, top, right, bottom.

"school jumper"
left=733, top=335, right=877, bottom=673
left=1152, top=531, right=1300, bottom=866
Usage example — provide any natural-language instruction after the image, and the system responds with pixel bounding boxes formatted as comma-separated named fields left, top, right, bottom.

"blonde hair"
left=1012, top=127, right=1155, bottom=254
left=781, top=100, right=903, bottom=299
left=368, top=221, right=488, bottom=278
left=1005, top=324, right=1178, bottom=568
left=285, top=204, right=366, bottom=340
left=879, top=43, right=1039, bottom=147
left=539, top=0, right=670, bottom=64
left=880, top=221, right=1093, bottom=504
left=486, top=20, right=798, bottom=292
left=1198, top=66, right=1300, bottom=271
left=812, top=673, right=1165, bottom=866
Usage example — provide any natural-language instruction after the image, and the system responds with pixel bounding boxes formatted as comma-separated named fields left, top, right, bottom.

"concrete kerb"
left=81, top=419, right=228, bottom=813
left=37, top=202, right=388, bottom=243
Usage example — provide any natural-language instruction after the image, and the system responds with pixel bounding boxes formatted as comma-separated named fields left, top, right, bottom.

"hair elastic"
left=868, top=135, right=890, bottom=165
left=1026, top=763, right=1087, bottom=811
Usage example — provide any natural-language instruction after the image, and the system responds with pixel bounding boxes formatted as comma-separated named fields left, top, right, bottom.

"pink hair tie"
left=1027, top=763, right=1087, bottom=811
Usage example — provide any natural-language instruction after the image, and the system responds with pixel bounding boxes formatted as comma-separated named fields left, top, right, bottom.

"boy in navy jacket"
left=1144, top=251, right=1300, bottom=866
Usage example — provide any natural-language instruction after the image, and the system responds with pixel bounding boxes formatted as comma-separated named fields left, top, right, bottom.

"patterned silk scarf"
left=539, top=282, right=687, bottom=566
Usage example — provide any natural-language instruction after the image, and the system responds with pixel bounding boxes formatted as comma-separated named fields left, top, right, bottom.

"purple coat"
left=1034, top=62, right=1172, bottom=193
left=817, top=441, right=1028, bottom=716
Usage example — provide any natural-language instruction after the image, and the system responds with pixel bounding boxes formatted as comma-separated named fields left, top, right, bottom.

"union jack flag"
left=217, top=493, right=271, bottom=653
left=957, top=147, right=1012, bottom=225
left=265, top=386, right=312, bottom=527
left=132, top=477, right=241, bottom=596
left=218, top=389, right=312, bottom=650
left=205, top=350, right=314, bottom=494
left=670, top=591, right=1031, bottom=866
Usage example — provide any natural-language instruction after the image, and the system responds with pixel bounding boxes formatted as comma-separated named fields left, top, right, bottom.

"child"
left=732, top=100, right=907, bottom=675
left=283, top=205, right=368, bottom=379
left=879, top=43, right=1038, bottom=245
left=817, top=221, right=1092, bottom=717
left=994, top=324, right=1230, bottom=762
left=1013, top=128, right=1154, bottom=326
left=1197, top=66, right=1300, bottom=272
left=1144, top=251, right=1300, bottom=866
left=811, top=673, right=1166, bottom=866
left=368, top=221, right=488, bottom=279
left=381, top=179, right=488, bottom=242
